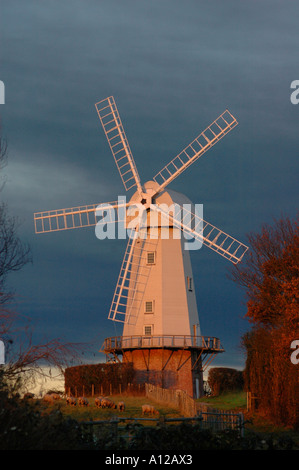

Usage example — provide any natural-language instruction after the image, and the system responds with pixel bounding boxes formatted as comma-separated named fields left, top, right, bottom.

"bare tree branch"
left=0, top=204, right=32, bottom=305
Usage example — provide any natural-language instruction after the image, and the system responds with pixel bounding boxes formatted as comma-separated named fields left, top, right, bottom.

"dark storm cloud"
left=1, top=0, right=298, bottom=368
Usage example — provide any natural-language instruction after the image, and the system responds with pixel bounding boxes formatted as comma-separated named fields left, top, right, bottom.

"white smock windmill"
left=34, top=96, right=248, bottom=397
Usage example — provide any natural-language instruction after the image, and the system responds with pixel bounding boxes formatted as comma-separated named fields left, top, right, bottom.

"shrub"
left=64, top=362, right=136, bottom=396
left=127, top=423, right=297, bottom=451
left=208, top=367, right=244, bottom=396
left=0, top=388, right=95, bottom=450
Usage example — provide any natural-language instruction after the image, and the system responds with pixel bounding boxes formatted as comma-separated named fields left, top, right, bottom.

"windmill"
left=34, top=96, right=248, bottom=398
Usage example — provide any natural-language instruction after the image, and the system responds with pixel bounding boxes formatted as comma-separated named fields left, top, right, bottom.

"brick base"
left=122, top=348, right=204, bottom=398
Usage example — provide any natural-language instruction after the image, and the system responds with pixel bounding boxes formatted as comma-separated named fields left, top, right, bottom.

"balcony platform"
left=101, top=335, right=224, bottom=356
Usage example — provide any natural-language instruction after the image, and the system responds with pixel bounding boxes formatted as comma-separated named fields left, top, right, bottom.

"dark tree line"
left=231, top=213, right=299, bottom=428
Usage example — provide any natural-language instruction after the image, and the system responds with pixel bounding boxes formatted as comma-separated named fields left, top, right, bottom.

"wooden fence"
left=81, top=409, right=243, bottom=446
left=145, top=383, right=244, bottom=435
left=65, top=382, right=145, bottom=398
left=81, top=415, right=205, bottom=447
left=145, top=383, right=197, bottom=417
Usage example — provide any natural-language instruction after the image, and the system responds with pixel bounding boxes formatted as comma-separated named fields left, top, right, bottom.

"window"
left=144, top=325, right=152, bottom=336
left=146, top=251, right=156, bottom=265
left=187, top=276, right=192, bottom=291
left=145, top=301, right=154, bottom=313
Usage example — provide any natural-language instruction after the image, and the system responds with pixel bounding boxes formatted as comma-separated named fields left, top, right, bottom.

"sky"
left=1, top=1, right=298, bottom=371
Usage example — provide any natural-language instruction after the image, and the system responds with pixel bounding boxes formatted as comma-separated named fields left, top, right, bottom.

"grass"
left=41, top=394, right=182, bottom=422
left=198, top=391, right=299, bottom=446
left=197, top=391, right=247, bottom=411
left=38, top=392, right=299, bottom=446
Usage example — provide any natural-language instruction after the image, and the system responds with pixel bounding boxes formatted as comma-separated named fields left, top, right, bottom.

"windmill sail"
left=152, top=203, right=248, bottom=264
left=34, top=200, right=129, bottom=233
left=108, top=230, right=158, bottom=324
left=95, top=96, right=142, bottom=194
left=153, top=110, right=238, bottom=193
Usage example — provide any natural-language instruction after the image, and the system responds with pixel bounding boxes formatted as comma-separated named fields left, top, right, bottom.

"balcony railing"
left=102, top=335, right=224, bottom=352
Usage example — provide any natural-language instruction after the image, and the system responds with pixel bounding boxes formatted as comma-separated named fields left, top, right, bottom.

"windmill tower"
left=34, top=96, right=248, bottom=398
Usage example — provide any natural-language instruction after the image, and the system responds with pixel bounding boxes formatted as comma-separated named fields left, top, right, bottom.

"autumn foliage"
left=231, top=214, right=299, bottom=428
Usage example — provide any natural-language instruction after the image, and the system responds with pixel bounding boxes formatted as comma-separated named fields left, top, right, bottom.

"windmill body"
left=34, top=96, right=248, bottom=397
left=122, top=184, right=201, bottom=340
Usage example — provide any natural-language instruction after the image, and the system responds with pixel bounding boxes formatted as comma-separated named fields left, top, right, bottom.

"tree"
left=230, top=214, right=299, bottom=428
left=0, top=204, right=32, bottom=305
left=207, top=367, right=244, bottom=396
left=0, top=134, right=82, bottom=393
left=230, top=214, right=299, bottom=328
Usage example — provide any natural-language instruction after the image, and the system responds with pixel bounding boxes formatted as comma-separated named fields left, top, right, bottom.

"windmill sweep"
left=34, top=96, right=248, bottom=398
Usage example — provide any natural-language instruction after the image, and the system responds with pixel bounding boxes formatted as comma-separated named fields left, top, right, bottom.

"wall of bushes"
left=243, top=328, right=299, bottom=429
left=64, top=362, right=143, bottom=396
left=208, top=367, right=244, bottom=396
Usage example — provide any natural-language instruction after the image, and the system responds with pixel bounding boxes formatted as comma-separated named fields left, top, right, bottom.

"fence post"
left=239, top=413, right=244, bottom=437
left=158, top=415, right=166, bottom=427
left=111, top=418, right=119, bottom=444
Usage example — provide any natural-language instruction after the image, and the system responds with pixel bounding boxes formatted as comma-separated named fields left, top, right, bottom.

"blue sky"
left=1, top=1, right=298, bottom=369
